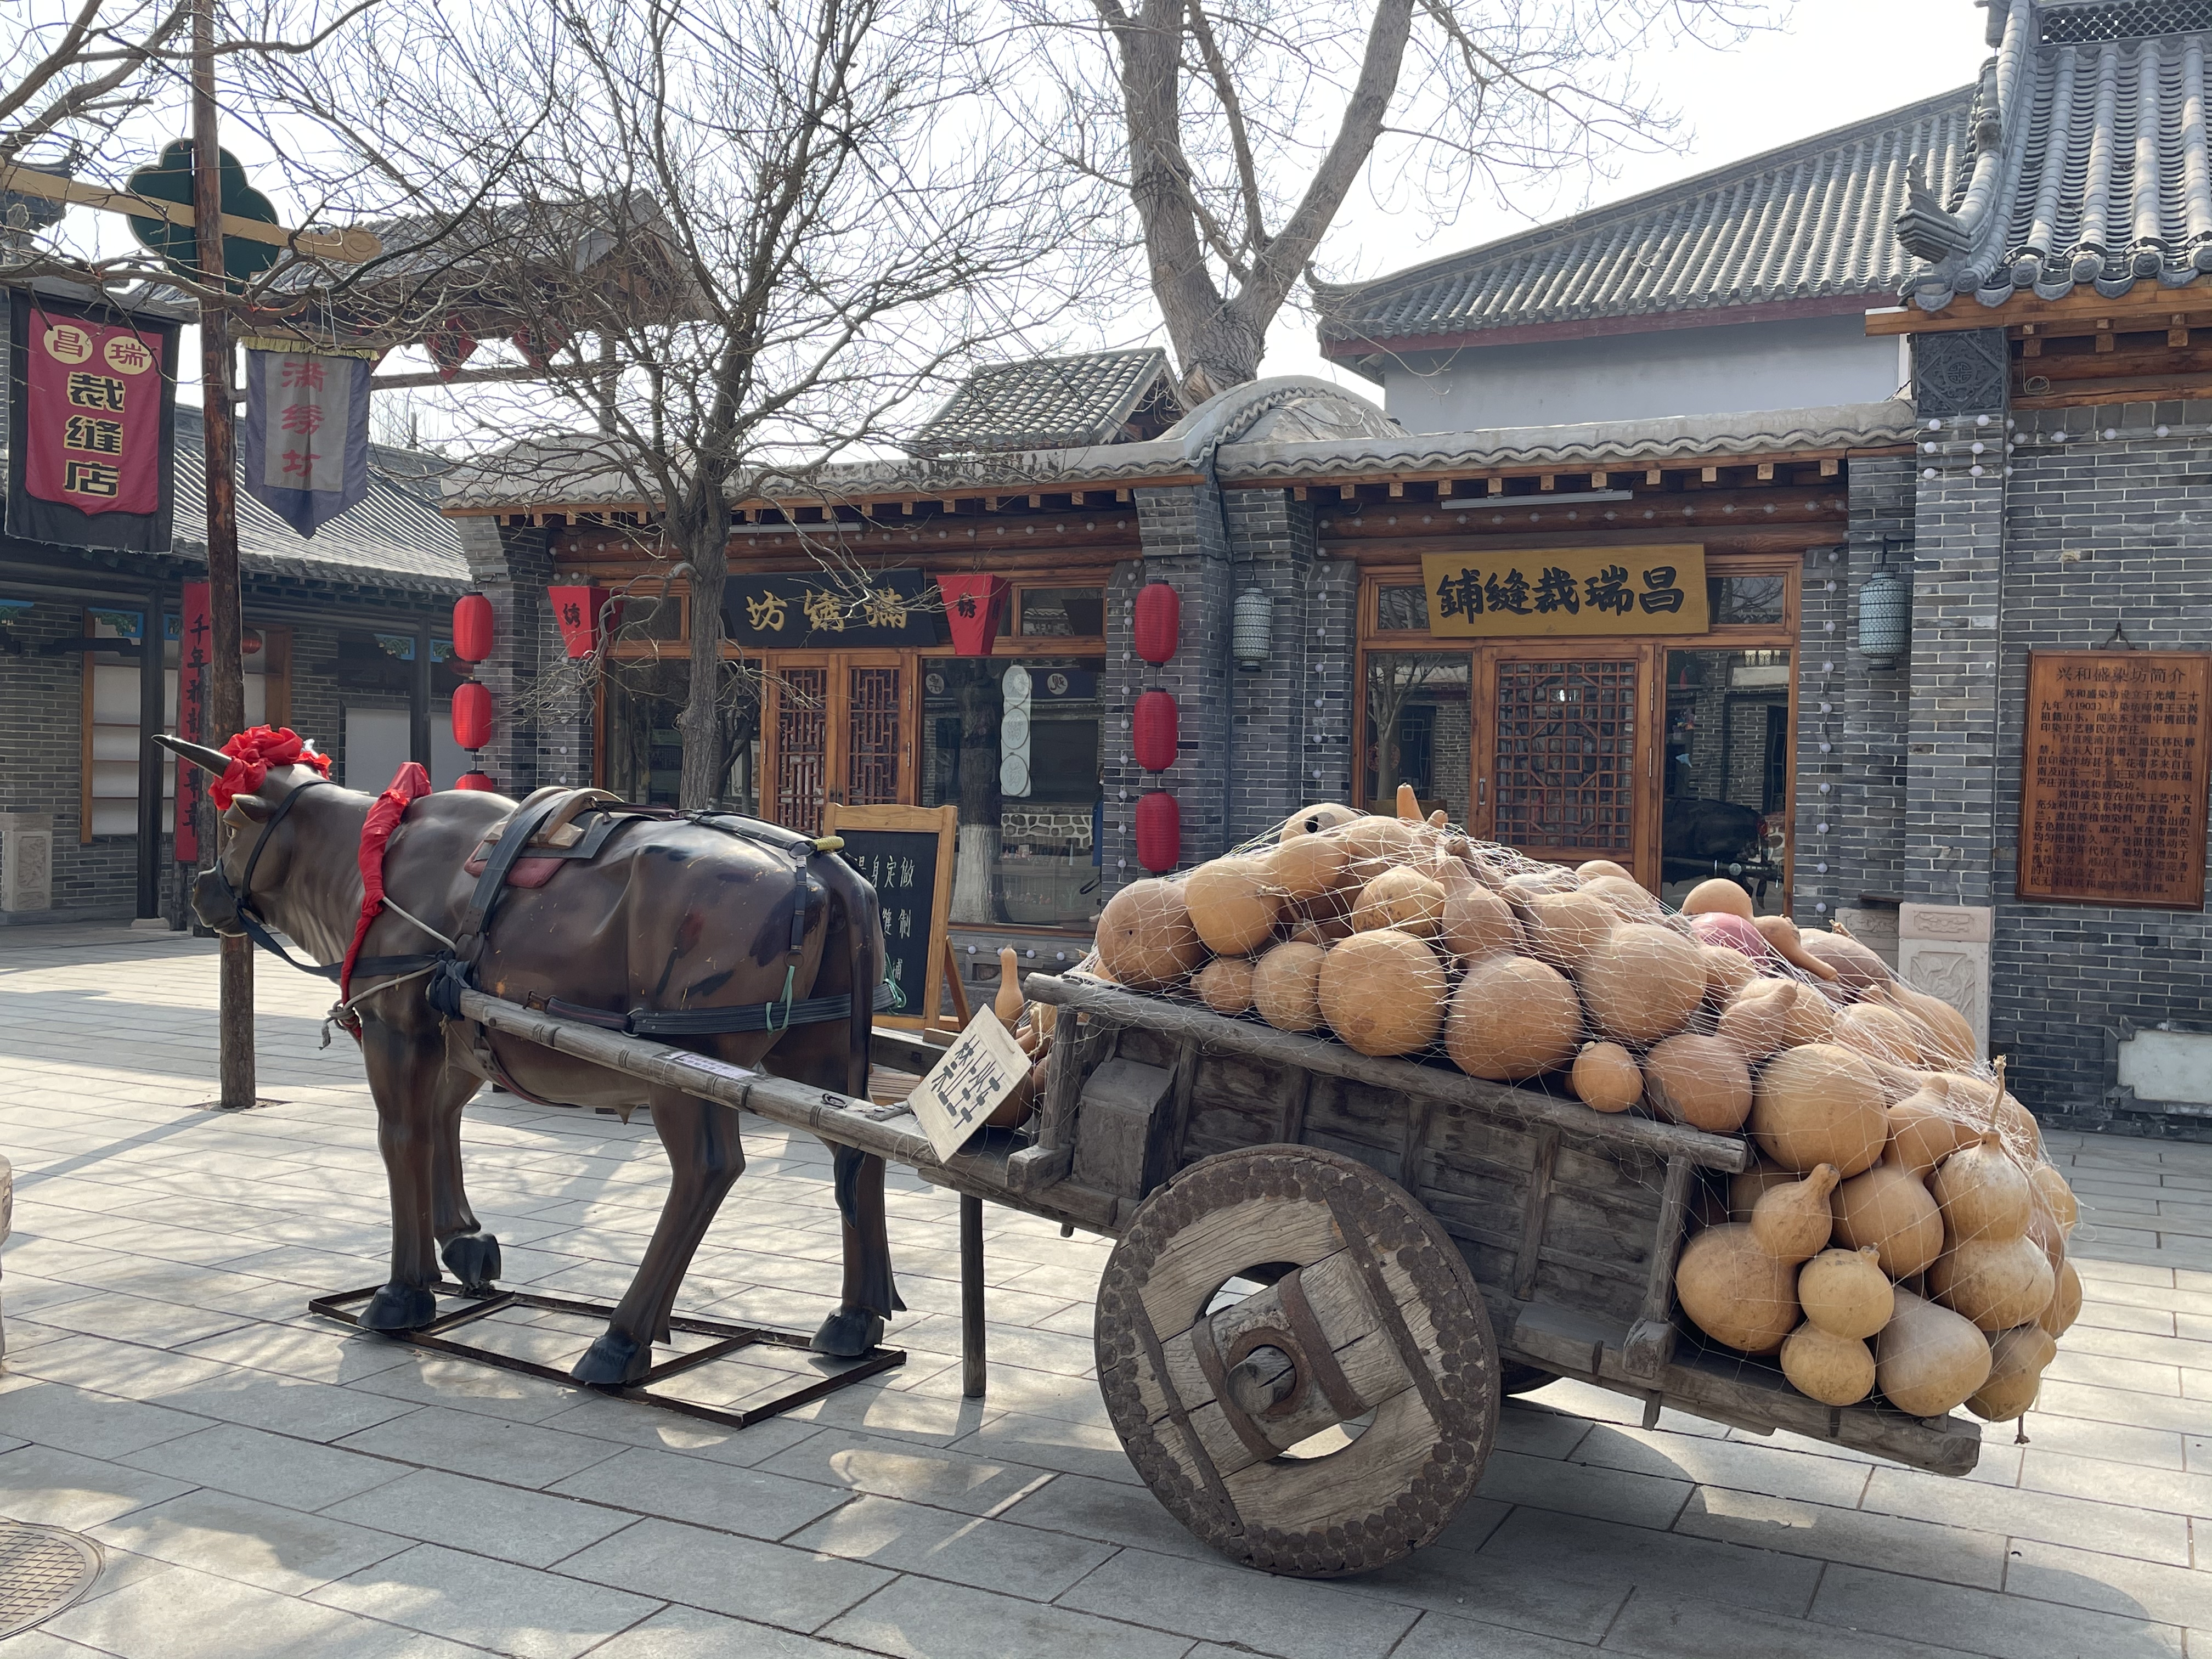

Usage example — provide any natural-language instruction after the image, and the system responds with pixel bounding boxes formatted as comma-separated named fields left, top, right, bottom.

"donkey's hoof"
left=810, top=1307, right=886, bottom=1358
left=572, top=1329, right=650, bottom=1387
left=359, top=1282, right=437, bottom=1332
left=441, top=1233, right=502, bottom=1295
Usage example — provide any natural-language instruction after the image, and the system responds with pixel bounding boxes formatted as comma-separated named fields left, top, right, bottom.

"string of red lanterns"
left=1131, top=581, right=1181, bottom=873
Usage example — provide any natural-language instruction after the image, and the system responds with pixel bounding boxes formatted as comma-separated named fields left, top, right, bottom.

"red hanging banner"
left=935, top=573, right=1008, bottom=656
left=174, top=580, right=211, bottom=862
left=547, top=585, right=600, bottom=658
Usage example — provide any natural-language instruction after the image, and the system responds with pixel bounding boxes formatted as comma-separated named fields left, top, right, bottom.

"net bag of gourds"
left=1081, top=786, right=2080, bottom=1426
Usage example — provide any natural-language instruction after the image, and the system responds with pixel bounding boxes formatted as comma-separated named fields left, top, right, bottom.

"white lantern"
left=1232, top=588, right=1272, bottom=670
left=1857, top=569, right=1909, bottom=668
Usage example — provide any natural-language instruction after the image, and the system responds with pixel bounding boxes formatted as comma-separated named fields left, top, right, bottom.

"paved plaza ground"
left=1, top=927, right=2210, bottom=1658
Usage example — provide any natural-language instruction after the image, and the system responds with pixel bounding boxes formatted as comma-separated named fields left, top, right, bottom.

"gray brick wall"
left=452, top=518, right=591, bottom=794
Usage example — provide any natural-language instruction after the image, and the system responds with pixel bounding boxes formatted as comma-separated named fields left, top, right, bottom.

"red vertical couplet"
left=175, top=579, right=211, bottom=861
left=21, top=309, right=166, bottom=515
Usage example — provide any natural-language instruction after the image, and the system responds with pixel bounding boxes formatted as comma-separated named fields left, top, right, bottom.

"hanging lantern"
left=1132, top=582, right=1181, bottom=664
left=1232, top=588, right=1273, bottom=671
left=427, top=317, right=478, bottom=381
left=1135, top=789, right=1181, bottom=873
left=546, top=585, right=600, bottom=658
left=454, top=770, right=498, bottom=792
left=1858, top=568, right=1910, bottom=668
left=936, top=572, right=1010, bottom=656
left=452, top=593, right=495, bottom=663
left=1133, top=690, right=1179, bottom=771
left=452, top=680, right=494, bottom=751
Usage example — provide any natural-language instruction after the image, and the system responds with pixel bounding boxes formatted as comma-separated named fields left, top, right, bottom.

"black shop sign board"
left=825, top=801, right=958, bottom=1030
left=723, top=568, right=940, bottom=647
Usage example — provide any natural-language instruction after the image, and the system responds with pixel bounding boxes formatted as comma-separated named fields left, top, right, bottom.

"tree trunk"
left=677, top=519, right=728, bottom=810
left=951, top=662, right=1003, bottom=924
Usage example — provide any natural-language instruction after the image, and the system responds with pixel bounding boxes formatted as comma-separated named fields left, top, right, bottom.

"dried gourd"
left=1876, top=1289, right=1993, bottom=1418
left=1929, top=1135, right=2032, bottom=1243
left=1570, top=1041, right=1642, bottom=1114
left=1967, top=1323, right=2058, bottom=1423
left=2038, top=1259, right=2083, bottom=1338
left=2029, top=1163, right=2079, bottom=1236
left=1749, top=1043, right=1889, bottom=1176
left=1886, top=1092, right=1982, bottom=1178
left=1580, top=874, right=1665, bottom=923
left=1928, top=1234, right=2056, bottom=1332
left=1514, top=887, right=1616, bottom=970
left=1251, top=940, right=1326, bottom=1032
left=1781, top=1322, right=1875, bottom=1406
left=1278, top=802, right=1359, bottom=842
left=1318, top=929, right=1444, bottom=1057
left=1728, top=1161, right=1799, bottom=1222
left=1438, top=873, right=1520, bottom=962
left=1798, top=1246, right=1894, bottom=1339
left=1681, top=877, right=1756, bottom=919
left=1830, top=1161, right=1946, bottom=1278
left=1350, top=867, right=1447, bottom=938
left=1263, top=831, right=1350, bottom=905
left=1183, top=856, right=1285, bottom=956
left=1833, top=1003, right=1927, bottom=1066
left=1643, top=1032, right=1753, bottom=1134
left=1096, top=879, right=1205, bottom=990
left=1575, top=859, right=1634, bottom=882
left=1674, top=1223, right=1799, bottom=1355
left=1750, top=1164, right=1840, bottom=1263
left=1444, top=955, right=1581, bottom=1081
left=1797, top=929, right=1893, bottom=992
left=1578, top=922, right=1706, bottom=1046
left=1194, top=956, right=1256, bottom=1016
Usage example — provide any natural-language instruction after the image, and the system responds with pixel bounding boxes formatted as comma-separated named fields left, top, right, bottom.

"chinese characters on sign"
left=1418, top=545, right=1708, bottom=637
left=174, top=580, right=212, bottom=863
left=722, top=569, right=939, bottom=647
left=832, top=822, right=946, bottom=1022
left=2018, top=652, right=2209, bottom=909
left=904, top=1008, right=1030, bottom=1160
left=7, top=292, right=178, bottom=552
left=241, top=341, right=375, bottom=537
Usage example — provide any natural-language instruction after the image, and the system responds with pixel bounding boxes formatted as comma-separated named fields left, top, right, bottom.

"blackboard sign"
left=825, top=802, right=958, bottom=1030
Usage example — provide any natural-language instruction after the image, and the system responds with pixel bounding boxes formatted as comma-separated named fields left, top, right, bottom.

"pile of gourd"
left=1085, top=787, right=2083, bottom=1426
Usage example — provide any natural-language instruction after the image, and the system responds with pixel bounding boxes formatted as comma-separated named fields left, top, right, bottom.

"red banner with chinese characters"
left=547, top=585, right=600, bottom=658
left=174, top=580, right=210, bottom=862
left=5, top=291, right=179, bottom=552
left=935, top=573, right=1008, bottom=656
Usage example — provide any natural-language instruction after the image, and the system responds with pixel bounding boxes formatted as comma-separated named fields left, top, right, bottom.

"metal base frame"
left=308, top=1280, right=905, bottom=1430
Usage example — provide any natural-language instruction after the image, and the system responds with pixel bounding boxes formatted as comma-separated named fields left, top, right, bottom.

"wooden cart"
left=457, top=972, right=1980, bottom=1581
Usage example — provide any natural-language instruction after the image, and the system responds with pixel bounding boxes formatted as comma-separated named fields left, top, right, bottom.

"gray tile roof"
left=1901, top=0, right=2212, bottom=308
left=907, top=349, right=1182, bottom=456
left=1317, top=89, right=1974, bottom=356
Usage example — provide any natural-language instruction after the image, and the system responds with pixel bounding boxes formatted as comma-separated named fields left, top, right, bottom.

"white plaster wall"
left=1380, top=314, right=1909, bottom=433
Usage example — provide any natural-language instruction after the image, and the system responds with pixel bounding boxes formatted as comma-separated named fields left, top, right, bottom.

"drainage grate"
left=0, top=1523, right=101, bottom=1638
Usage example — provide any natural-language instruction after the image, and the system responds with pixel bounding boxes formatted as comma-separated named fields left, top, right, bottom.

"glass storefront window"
left=1364, top=652, right=1471, bottom=822
left=1018, top=587, right=1104, bottom=637
left=1376, top=584, right=1430, bottom=631
left=603, top=660, right=760, bottom=811
left=1707, top=574, right=1787, bottom=626
left=922, top=657, right=1103, bottom=928
left=1660, top=647, right=1790, bottom=916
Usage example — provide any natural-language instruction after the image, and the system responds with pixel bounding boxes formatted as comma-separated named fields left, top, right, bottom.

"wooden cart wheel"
left=1094, top=1144, right=1498, bottom=1577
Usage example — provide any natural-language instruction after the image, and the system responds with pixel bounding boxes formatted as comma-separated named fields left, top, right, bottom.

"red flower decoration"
left=212, top=725, right=330, bottom=810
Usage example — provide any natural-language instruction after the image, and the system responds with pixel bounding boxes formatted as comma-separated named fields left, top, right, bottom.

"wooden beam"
left=1866, top=282, right=2212, bottom=337
left=1589, top=471, right=1607, bottom=489
left=1819, top=459, right=1839, bottom=477
left=1388, top=481, right=1405, bottom=498
left=1701, top=466, right=1719, bottom=484
left=1538, top=475, right=1556, bottom=492
left=1488, top=477, right=1505, bottom=496
left=1645, top=468, right=1662, bottom=484
left=1756, top=462, right=1775, bottom=481
left=0, top=164, right=381, bottom=262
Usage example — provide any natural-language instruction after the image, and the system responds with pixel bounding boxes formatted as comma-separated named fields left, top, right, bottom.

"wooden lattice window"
left=1492, top=658, right=1637, bottom=855
left=774, top=667, right=829, bottom=832
left=847, top=666, right=902, bottom=808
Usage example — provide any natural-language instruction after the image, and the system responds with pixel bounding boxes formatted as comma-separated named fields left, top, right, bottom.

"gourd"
left=1570, top=1041, right=1642, bottom=1114
left=1880, top=983, right=1977, bottom=1068
left=1339, top=813, right=1428, bottom=880
left=1689, top=911, right=1773, bottom=961
left=1350, top=867, right=1446, bottom=938
left=1263, top=831, right=1349, bottom=905
left=1682, top=877, right=1755, bottom=919
left=1967, top=1324, right=2058, bottom=1422
left=1833, top=1004, right=1926, bottom=1066
left=1577, top=923, right=1707, bottom=1046
left=1749, top=1043, right=1889, bottom=1176
left=2029, top=1163, right=2079, bottom=1235
left=1701, top=945, right=1759, bottom=1006
left=1728, top=1161, right=1799, bottom=1222
left=1183, top=856, right=1284, bottom=956
left=1797, top=929, right=1892, bottom=992
left=1798, top=1246, right=1894, bottom=1339
left=1096, top=879, right=1206, bottom=990
left=1875, top=1289, right=1993, bottom=1417
left=1438, top=874, right=1520, bottom=962
left=1750, top=1165, right=1840, bottom=1263
left=1831, top=1161, right=1946, bottom=1278
left=1719, top=978, right=1833, bottom=1060
left=1514, top=888, right=1616, bottom=970
left=1576, top=859, right=1634, bottom=882
left=2038, top=1259, right=2083, bottom=1338
left=1318, top=929, right=1444, bottom=1057
left=1752, top=914, right=1840, bottom=980
left=1927, top=1234, right=2056, bottom=1331
left=1929, top=1136, right=2032, bottom=1243
left=1886, top=1092, right=1982, bottom=1178
left=1580, top=874, right=1664, bottom=923
left=1643, top=1033, right=1753, bottom=1133
left=1251, top=941, right=1326, bottom=1032
left=1781, top=1322, right=1875, bottom=1406
left=1674, top=1223, right=1799, bottom=1355
left=1279, top=802, right=1360, bottom=842
left=994, top=947, right=1024, bottom=1029
left=1194, top=956, right=1255, bottom=1016
left=1445, top=955, right=1582, bottom=1081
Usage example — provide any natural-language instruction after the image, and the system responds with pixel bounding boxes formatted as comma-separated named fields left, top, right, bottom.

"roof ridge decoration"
left=1899, top=0, right=2212, bottom=309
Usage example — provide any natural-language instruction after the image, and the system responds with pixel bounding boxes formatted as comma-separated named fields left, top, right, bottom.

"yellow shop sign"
left=1419, top=545, right=1708, bottom=637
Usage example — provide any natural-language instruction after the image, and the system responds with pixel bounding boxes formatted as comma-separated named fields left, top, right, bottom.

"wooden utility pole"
left=193, top=0, right=253, bottom=1110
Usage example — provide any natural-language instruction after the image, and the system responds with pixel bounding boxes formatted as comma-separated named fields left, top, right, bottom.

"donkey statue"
left=158, top=727, right=899, bottom=1384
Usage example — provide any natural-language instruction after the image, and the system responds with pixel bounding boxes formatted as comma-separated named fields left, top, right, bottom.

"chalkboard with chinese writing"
left=825, top=802, right=958, bottom=1029
left=2019, top=651, right=2210, bottom=910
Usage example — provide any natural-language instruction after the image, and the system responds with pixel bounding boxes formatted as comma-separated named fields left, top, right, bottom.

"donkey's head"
left=154, top=729, right=336, bottom=935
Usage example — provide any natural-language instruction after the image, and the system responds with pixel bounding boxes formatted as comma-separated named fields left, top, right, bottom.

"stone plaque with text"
left=2018, top=650, right=2209, bottom=909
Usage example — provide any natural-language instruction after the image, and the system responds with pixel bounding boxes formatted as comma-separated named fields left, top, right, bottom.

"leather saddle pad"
left=463, top=789, right=668, bottom=889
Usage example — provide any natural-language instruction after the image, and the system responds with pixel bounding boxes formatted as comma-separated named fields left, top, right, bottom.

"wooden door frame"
left=759, top=650, right=918, bottom=826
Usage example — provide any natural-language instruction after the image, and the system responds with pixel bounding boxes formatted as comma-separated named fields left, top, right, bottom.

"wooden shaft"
left=455, top=989, right=944, bottom=1169
left=1024, top=974, right=1751, bottom=1173
left=960, top=1193, right=987, bottom=1400
left=134, top=579, right=166, bottom=917
left=195, top=0, right=253, bottom=1112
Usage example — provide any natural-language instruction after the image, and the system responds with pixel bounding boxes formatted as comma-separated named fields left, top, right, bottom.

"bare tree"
left=267, top=0, right=1087, bottom=808
left=1007, top=0, right=1775, bottom=398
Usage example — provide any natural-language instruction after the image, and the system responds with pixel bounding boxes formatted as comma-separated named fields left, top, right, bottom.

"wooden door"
left=1474, top=646, right=1656, bottom=881
left=761, top=653, right=913, bottom=833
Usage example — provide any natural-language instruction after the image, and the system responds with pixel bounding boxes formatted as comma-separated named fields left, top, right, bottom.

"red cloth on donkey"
left=210, top=724, right=329, bottom=810
left=341, top=760, right=435, bottom=1002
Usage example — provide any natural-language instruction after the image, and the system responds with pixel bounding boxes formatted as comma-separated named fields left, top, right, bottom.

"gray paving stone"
left=351, top=1352, right=598, bottom=1423
left=1473, top=1447, right=1694, bottom=1531
left=788, top=1493, right=1116, bottom=1599
left=335, top=1404, right=626, bottom=1488
left=758, top=1427, right=1056, bottom=1516
left=1570, top=1423, right=1872, bottom=1508
left=989, top=1469, right=1218, bottom=1562
left=1604, top=1592, right=1993, bottom=1659
left=1367, top=1610, right=1600, bottom=1658
left=554, top=1515, right=891, bottom=1633
left=1810, top=1561, right=2183, bottom=1659
left=1056, top=1545, right=1417, bottom=1658
left=119, top=1420, right=408, bottom=1511
left=1475, top=1507, right=1822, bottom=1620
left=310, top=1541, right=665, bottom=1659
left=821, top=1576, right=1191, bottom=1659
left=582, top=1602, right=860, bottom=1658
left=1671, top=1485, right=2007, bottom=1588
left=89, top=1488, right=410, bottom=1593
left=323, top=1467, right=639, bottom=1567
left=140, top=1370, right=420, bottom=1443
left=949, top=1410, right=1139, bottom=1485
left=0, top=1378, right=206, bottom=1460
left=0, top=1443, right=194, bottom=1531
left=44, top=1563, right=370, bottom=1659
left=1862, top=1463, right=2192, bottom=1564
left=547, top=1444, right=851, bottom=1541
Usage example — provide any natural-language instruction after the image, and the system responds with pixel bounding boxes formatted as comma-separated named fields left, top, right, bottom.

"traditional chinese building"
left=443, top=0, right=2212, bottom=1135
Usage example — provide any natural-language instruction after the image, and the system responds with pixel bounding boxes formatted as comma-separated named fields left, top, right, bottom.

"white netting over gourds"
left=1072, top=786, right=2080, bottom=1427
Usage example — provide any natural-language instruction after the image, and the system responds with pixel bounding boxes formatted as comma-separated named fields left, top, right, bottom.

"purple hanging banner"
left=240, top=339, right=377, bottom=537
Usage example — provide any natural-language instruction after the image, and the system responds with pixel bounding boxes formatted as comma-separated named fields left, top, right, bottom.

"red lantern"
left=454, top=770, right=498, bottom=792
left=546, top=585, right=600, bottom=659
left=1133, top=690, right=1178, bottom=772
left=1135, top=790, right=1181, bottom=873
left=935, top=572, right=1009, bottom=656
left=452, top=680, right=494, bottom=751
left=1133, top=582, right=1181, bottom=664
left=452, top=593, right=495, bottom=663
